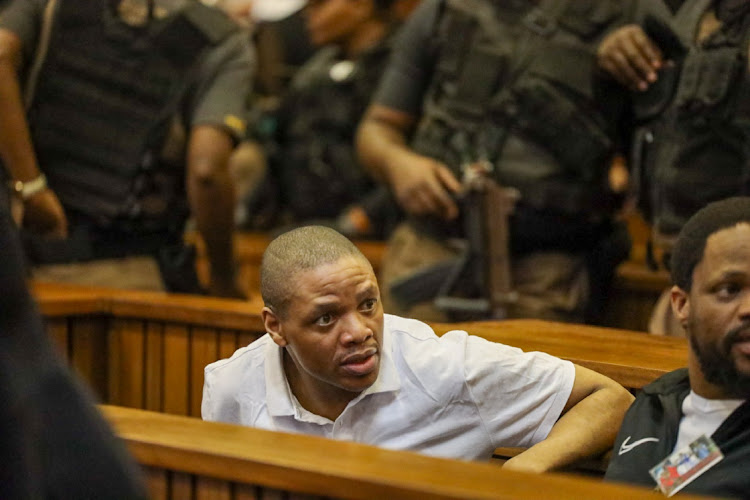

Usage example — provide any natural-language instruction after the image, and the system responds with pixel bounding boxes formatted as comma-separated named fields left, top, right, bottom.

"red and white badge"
left=649, top=435, right=724, bottom=497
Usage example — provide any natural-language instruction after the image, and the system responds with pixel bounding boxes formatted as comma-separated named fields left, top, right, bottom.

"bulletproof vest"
left=27, top=0, right=236, bottom=231
left=275, top=39, right=392, bottom=220
left=631, top=0, right=750, bottom=237
left=411, top=0, right=623, bottom=224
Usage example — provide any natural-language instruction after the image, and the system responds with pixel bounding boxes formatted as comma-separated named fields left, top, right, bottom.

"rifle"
left=390, top=161, right=519, bottom=320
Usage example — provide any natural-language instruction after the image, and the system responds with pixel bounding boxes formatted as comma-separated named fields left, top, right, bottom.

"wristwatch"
left=10, top=173, right=48, bottom=200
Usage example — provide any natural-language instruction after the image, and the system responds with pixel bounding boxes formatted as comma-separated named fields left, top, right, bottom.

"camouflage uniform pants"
left=380, top=222, right=589, bottom=323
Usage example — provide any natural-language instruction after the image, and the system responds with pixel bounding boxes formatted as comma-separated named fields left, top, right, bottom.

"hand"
left=22, top=188, right=68, bottom=238
left=597, top=24, right=663, bottom=92
left=389, top=151, right=461, bottom=220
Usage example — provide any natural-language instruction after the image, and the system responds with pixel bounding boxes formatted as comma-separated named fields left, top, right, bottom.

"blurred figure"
left=0, top=0, right=253, bottom=297
left=0, top=180, right=147, bottom=499
left=236, top=0, right=418, bottom=238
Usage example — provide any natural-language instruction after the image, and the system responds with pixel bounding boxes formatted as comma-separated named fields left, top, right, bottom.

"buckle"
left=522, top=8, right=557, bottom=37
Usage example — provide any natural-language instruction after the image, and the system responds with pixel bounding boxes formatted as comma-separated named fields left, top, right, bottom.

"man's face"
left=305, top=0, right=372, bottom=47
left=673, top=223, right=750, bottom=398
left=267, top=255, right=384, bottom=403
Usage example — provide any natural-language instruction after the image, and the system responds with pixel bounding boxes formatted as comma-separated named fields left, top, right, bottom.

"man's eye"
left=315, top=314, right=334, bottom=326
left=716, top=283, right=741, bottom=300
left=361, top=298, right=377, bottom=311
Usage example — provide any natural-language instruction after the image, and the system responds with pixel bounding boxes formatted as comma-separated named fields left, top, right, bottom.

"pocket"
left=558, top=0, right=622, bottom=40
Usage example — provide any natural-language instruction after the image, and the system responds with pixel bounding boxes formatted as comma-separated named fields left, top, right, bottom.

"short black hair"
left=260, top=225, right=371, bottom=317
left=671, top=197, right=750, bottom=291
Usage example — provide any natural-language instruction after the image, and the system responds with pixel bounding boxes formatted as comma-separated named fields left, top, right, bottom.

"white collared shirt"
left=202, top=314, right=575, bottom=461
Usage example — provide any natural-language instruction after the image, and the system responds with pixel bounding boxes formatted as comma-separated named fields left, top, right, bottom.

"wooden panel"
left=234, top=484, right=260, bottom=500
left=219, top=331, right=241, bottom=360
left=70, top=316, right=109, bottom=400
left=190, top=327, right=220, bottom=418
left=163, top=324, right=190, bottom=415
left=104, top=406, right=711, bottom=500
left=171, top=472, right=194, bottom=500
left=46, top=318, right=71, bottom=361
left=196, top=477, right=233, bottom=500
left=145, top=322, right=165, bottom=412
left=108, top=319, right=146, bottom=408
left=144, top=466, right=169, bottom=500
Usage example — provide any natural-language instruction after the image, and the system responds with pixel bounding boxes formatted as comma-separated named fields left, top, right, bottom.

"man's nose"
left=340, top=313, right=373, bottom=345
left=739, top=289, right=750, bottom=320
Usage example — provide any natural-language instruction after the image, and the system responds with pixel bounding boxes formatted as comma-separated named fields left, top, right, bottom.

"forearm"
left=0, top=33, right=41, bottom=181
left=506, top=376, right=633, bottom=473
left=187, top=126, right=237, bottom=292
left=356, top=106, right=415, bottom=187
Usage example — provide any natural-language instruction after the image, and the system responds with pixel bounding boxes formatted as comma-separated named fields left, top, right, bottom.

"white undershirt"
left=673, top=391, right=744, bottom=452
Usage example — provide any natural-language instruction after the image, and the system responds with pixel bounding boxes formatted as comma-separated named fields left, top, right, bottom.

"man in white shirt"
left=202, top=225, right=633, bottom=472
left=605, top=197, right=750, bottom=498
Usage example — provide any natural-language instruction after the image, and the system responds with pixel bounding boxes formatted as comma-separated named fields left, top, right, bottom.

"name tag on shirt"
left=649, top=435, right=724, bottom=497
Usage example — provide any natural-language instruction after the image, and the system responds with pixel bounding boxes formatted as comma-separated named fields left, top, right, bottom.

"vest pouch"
left=674, top=48, right=742, bottom=118
left=442, top=44, right=507, bottom=117
left=411, top=118, right=459, bottom=173
left=558, top=0, right=622, bottom=40
left=511, top=77, right=611, bottom=182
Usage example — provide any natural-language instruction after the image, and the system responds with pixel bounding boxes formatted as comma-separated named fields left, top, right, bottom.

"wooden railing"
left=103, top=405, right=708, bottom=500
left=35, top=282, right=687, bottom=419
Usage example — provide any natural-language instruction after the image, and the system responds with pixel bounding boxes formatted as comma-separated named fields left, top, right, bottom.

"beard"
left=689, top=322, right=750, bottom=399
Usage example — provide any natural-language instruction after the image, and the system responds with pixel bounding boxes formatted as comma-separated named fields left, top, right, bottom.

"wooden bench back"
left=103, top=405, right=707, bottom=500
left=35, top=282, right=687, bottom=419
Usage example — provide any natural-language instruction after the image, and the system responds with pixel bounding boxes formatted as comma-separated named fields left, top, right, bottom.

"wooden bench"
left=35, top=282, right=687, bottom=419
left=102, top=405, right=710, bottom=500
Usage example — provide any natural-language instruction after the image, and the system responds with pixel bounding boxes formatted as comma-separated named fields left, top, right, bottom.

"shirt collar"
left=263, top=324, right=401, bottom=419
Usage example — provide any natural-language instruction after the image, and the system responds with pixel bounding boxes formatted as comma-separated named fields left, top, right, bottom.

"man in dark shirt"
left=605, top=197, right=750, bottom=498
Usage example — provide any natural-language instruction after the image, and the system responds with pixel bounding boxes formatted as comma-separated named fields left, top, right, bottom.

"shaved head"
left=260, top=226, right=372, bottom=317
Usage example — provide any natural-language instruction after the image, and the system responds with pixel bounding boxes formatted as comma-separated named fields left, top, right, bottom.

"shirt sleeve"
left=188, top=29, right=255, bottom=142
left=455, top=331, right=576, bottom=449
left=370, top=0, right=441, bottom=116
left=0, top=0, right=47, bottom=64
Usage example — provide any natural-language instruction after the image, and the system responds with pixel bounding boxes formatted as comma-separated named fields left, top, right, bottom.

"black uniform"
left=605, top=369, right=750, bottom=499
left=260, top=34, right=401, bottom=238
left=630, top=0, right=750, bottom=239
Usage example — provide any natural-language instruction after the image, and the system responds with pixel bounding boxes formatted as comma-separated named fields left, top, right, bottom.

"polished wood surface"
left=103, top=405, right=705, bottom=500
left=34, top=282, right=687, bottom=419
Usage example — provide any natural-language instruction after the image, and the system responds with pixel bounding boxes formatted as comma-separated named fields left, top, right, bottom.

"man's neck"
left=688, top=353, right=738, bottom=400
left=283, top=351, right=356, bottom=421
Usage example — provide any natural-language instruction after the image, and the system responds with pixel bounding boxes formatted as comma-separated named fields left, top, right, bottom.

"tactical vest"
left=411, top=0, right=623, bottom=237
left=27, top=0, right=236, bottom=232
left=275, top=39, right=392, bottom=220
left=631, top=0, right=750, bottom=239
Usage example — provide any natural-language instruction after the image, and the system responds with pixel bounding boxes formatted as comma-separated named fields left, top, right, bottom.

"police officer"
left=238, top=0, right=416, bottom=238
left=597, top=0, right=750, bottom=334
left=0, top=0, right=253, bottom=296
left=358, top=0, right=631, bottom=322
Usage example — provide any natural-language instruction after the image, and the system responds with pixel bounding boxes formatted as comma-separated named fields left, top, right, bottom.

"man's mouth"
left=341, top=347, right=379, bottom=376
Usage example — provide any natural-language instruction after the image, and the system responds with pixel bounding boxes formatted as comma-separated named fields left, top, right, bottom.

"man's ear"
left=262, top=306, right=287, bottom=347
left=670, top=285, right=690, bottom=330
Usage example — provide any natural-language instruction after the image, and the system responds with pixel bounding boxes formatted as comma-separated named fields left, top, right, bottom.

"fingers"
left=394, top=159, right=460, bottom=220
left=598, top=25, right=663, bottom=91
